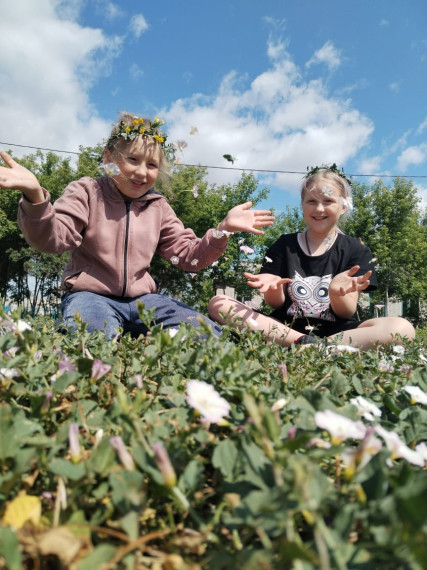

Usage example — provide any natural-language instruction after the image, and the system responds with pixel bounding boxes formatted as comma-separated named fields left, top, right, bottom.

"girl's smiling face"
left=302, top=182, right=346, bottom=234
left=105, top=137, right=161, bottom=199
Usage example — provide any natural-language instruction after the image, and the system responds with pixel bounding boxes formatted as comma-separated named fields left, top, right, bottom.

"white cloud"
left=129, top=14, right=149, bottom=38
left=0, top=0, right=118, bottom=155
left=129, top=63, right=144, bottom=81
left=396, top=143, right=427, bottom=171
left=306, top=41, right=342, bottom=71
left=415, top=184, right=427, bottom=208
left=163, top=45, right=373, bottom=194
left=103, top=2, right=124, bottom=21
left=358, top=156, right=383, bottom=176
left=389, top=82, right=400, bottom=93
left=416, top=116, right=427, bottom=134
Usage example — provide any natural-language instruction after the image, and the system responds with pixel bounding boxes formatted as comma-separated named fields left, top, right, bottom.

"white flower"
left=328, top=344, right=360, bottom=354
left=420, top=352, right=427, bottom=364
left=101, top=162, right=120, bottom=176
left=246, top=317, right=258, bottom=329
left=378, top=358, right=394, bottom=372
left=271, top=398, right=288, bottom=412
left=16, top=320, right=32, bottom=332
left=192, top=185, right=199, bottom=198
left=320, top=185, right=333, bottom=197
left=186, top=380, right=231, bottom=424
left=415, top=442, right=427, bottom=463
left=168, top=328, right=179, bottom=338
left=212, top=261, right=219, bottom=267
left=264, top=256, right=273, bottom=263
left=375, top=425, right=425, bottom=467
left=170, top=256, right=179, bottom=265
left=342, top=431, right=383, bottom=474
left=350, top=396, right=382, bottom=421
left=392, top=345, right=405, bottom=355
left=402, top=385, right=427, bottom=405
left=0, top=367, right=20, bottom=379
left=314, top=410, right=367, bottom=444
left=191, top=259, right=199, bottom=266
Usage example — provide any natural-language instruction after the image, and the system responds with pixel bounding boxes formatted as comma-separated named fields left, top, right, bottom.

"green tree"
left=342, top=178, right=427, bottom=321
left=1, top=148, right=102, bottom=312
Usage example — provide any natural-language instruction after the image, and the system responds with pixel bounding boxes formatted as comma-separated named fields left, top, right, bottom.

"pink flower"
left=109, top=436, right=135, bottom=470
left=278, top=363, right=288, bottom=381
left=91, top=359, right=111, bottom=381
left=152, top=443, right=177, bottom=488
left=68, top=423, right=82, bottom=463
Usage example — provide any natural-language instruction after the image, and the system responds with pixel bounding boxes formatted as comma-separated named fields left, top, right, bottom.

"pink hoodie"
left=18, top=176, right=228, bottom=297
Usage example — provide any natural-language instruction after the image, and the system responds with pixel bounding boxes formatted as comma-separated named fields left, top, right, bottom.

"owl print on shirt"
left=287, top=271, right=335, bottom=321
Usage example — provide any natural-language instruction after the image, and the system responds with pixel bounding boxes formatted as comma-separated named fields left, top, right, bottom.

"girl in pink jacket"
left=0, top=112, right=274, bottom=340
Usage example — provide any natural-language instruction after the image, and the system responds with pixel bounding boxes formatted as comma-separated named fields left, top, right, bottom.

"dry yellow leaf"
left=2, top=495, right=41, bottom=529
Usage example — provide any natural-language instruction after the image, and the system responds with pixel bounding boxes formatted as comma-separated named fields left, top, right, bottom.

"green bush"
left=0, top=307, right=426, bottom=569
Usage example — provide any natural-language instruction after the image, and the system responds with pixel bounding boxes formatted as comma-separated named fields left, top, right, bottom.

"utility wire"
left=1, top=140, right=426, bottom=179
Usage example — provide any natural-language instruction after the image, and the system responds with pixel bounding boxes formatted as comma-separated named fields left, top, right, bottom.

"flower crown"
left=304, top=163, right=352, bottom=186
left=106, top=116, right=176, bottom=162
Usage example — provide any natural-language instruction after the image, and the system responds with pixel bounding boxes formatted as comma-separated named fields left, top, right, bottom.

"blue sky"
left=1, top=0, right=426, bottom=211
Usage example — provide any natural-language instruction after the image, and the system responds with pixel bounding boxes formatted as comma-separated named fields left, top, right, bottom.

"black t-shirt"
left=260, top=232, right=378, bottom=332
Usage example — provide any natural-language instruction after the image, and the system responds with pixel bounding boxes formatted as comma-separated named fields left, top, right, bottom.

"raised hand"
left=0, top=151, right=45, bottom=203
left=218, top=201, right=275, bottom=235
left=244, top=272, right=292, bottom=294
left=330, top=265, right=372, bottom=297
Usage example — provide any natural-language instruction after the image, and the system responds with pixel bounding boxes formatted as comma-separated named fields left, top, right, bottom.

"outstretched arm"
left=244, top=272, right=292, bottom=309
left=217, top=201, right=275, bottom=235
left=329, top=265, right=372, bottom=318
left=0, top=151, right=45, bottom=204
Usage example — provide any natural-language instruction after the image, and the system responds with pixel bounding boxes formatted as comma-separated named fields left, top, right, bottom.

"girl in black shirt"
left=208, top=167, right=415, bottom=349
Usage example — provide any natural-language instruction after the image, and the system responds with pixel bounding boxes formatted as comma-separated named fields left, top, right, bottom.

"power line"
left=1, top=140, right=427, bottom=180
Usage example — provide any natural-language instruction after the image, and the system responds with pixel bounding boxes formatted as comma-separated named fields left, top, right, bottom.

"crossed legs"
left=208, top=295, right=416, bottom=349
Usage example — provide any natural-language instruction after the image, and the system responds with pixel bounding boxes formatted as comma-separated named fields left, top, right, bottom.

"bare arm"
left=329, top=265, right=372, bottom=319
left=244, top=272, right=292, bottom=309
left=0, top=151, right=45, bottom=204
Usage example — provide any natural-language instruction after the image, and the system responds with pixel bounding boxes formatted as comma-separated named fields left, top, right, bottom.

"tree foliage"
left=1, top=150, right=426, bottom=324
left=341, top=178, right=427, bottom=320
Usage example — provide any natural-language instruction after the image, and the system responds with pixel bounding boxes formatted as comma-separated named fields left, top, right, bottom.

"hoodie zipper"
left=121, top=200, right=131, bottom=297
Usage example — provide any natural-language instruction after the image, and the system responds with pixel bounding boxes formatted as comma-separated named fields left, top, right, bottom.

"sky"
left=1, top=0, right=427, bottom=212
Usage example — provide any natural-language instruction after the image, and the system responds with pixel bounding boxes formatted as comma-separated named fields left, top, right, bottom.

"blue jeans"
left=61, top=291, right=222, bottom=340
